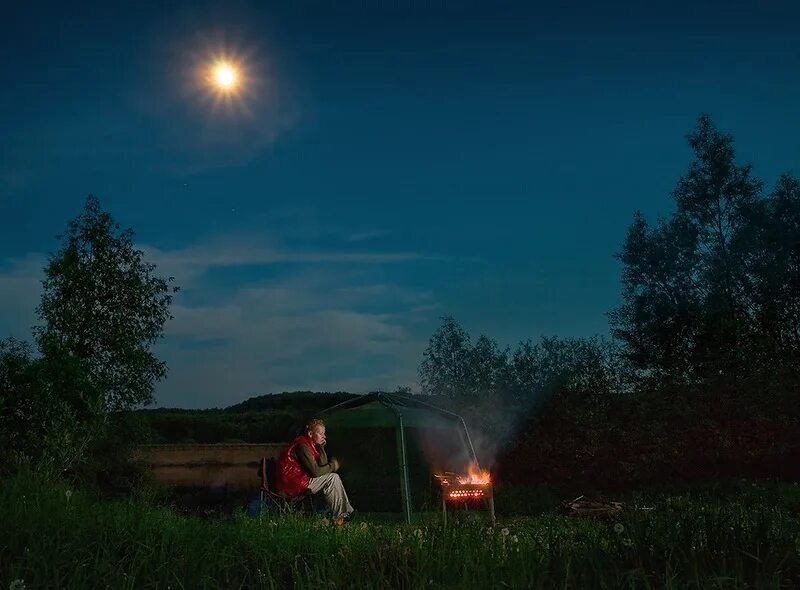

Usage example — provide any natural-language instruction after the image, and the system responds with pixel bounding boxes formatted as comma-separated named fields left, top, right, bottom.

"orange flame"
left=457, top=460, right=491, bottom=485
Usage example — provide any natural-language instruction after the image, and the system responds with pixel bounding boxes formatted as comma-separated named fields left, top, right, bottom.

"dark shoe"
left=333, top=511, right=354, bottom=526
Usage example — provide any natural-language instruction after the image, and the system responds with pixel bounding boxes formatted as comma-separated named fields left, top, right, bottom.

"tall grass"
left=2, top=472, right=799, bottom=589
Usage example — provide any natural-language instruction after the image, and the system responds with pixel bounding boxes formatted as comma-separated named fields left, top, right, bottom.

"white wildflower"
left=613, top=523, right=624, bottom=534
left=9, top=580, right=26, bottom=590
left=511, top=535, right=519, bottom=543
left=500, top=528, right=510, bottom=537
left=320, top=518, right=330, bottom=526
left=65, top=490, right=72, bottom=501
left=359, top=522, right=368, bottom=530
left=414, top=529, right=423, bottom=539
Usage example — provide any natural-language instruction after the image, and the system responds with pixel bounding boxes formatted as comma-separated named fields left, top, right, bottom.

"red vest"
left=276, top=434, right=320, bottom=496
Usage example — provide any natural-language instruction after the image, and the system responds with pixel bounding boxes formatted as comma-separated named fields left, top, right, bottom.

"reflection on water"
left=151, top=464, right=262, bottom=490
left=135, top=444, right=284, bottom=490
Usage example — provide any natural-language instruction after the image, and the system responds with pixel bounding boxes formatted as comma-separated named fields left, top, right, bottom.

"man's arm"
left=295, top=445, right=334, bottom=478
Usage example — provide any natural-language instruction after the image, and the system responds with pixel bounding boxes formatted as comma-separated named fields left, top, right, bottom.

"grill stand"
left=441, top=486, right=496, bottom=527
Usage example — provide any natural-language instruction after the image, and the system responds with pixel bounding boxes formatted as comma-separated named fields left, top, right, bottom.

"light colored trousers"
left=307, top=472, right=353, bottom=519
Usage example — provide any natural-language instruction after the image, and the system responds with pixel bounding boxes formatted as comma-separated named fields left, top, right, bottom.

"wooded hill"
left=135, top=391, right=359, bottom=443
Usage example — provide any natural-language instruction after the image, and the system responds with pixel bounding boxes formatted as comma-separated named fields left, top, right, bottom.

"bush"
left=0, top=338, right=102, bottom=476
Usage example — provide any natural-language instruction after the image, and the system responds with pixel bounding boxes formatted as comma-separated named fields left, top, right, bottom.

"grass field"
left=2, top=472, right=799, bottom=589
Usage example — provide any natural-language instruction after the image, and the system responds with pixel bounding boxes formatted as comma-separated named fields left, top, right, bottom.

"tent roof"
left=319, top=392, right=467, bottom=429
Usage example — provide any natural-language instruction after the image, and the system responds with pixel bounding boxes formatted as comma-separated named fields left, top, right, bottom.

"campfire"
left=435, top=460, right=495, bottom=524
left=435, top=461, right=491, bottom=498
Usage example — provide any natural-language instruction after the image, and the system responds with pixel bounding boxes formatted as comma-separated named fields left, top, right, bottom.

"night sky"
left=1, top=1, right=798, bottom=408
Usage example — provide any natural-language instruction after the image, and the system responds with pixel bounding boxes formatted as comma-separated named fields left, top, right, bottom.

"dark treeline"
left=139, top=391, right=357, bottom=443
left=416, top=320, right=800, bottom=491
left=138, top=409, right=300, bottom=444
left=225, top=390, right=356, bottom=413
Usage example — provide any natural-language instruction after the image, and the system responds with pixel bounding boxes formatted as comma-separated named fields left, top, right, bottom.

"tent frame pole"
left=389, top=407, right=413, bottom=524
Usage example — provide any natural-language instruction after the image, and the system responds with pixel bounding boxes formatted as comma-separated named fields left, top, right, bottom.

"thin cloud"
left=155, top=262, right=438, bottom=406
left=346, top=230, right=391, bottom=242
left=141, top=234, right=431, bottom=287
left=0, top=234, right=443, bottom=408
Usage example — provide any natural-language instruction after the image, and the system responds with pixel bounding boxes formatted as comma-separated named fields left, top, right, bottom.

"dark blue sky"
left=1, top=1, right=798, bottom=407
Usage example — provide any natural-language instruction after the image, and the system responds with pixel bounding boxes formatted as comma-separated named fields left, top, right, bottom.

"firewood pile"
left=562, top=495, right=623, bottom=518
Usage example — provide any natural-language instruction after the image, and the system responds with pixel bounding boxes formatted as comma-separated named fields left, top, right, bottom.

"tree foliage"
left=418, top=316, right=476, bottom=398
left=35, top=196, right=178, bottom=411
left=504, top=336, right=624, bottom=402
left=2, top=196, right=178, bottom=474
left=609, top=115, right=799, bottom=393
left=418, top=316, right=511, bottom=400
left=740, top=174, right=800, bottom=384
left=419, top=316, right=620, bottom=403
left=0, top=338, right=101, bottom=474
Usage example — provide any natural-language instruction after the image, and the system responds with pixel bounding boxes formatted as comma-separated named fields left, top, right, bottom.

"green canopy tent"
left=318, top=392, right=479, bottom=523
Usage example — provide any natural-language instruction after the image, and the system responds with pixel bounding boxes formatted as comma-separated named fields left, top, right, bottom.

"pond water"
left=135, top=443, right=283, bottom=491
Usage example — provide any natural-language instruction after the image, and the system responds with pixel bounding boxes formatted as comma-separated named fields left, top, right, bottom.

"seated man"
left=276, top=418, right=354, bottom=524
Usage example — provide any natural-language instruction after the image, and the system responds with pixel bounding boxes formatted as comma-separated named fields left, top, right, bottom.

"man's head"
left=306, top=418, right=326, bottom=445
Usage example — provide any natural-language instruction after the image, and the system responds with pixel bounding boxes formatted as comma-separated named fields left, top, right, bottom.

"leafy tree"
left=504, top=336, right=622, bottom=403
left=740, top=174, right=800, bottom=389
left=35, top=196, right=178, bottom=411
left=418, top=316, right=508, bottom=400
left=0, top=338, right=100, bottom=474
left=609, top=212, right=701, bottom=386
left=0, top=339, right=39, bottom=467
left=419, top=317, right=620, bottom=402
left=610, top=115, right=762, bottom=389
left=418, top=316, right=475, bottom=398
left=470, top=334, right=508, bottom=396
left=2, top=196, right=176, bottom=474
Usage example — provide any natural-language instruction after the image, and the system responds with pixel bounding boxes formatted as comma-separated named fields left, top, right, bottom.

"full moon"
left=212, top=62, right=239, bottom=91
left=191, top=47, right=261, bottom=113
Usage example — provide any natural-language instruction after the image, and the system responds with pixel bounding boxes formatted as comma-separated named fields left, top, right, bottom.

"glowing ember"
left=448, top=489, right=486, bottom=500
left=457, top=460, right=491, bottom=485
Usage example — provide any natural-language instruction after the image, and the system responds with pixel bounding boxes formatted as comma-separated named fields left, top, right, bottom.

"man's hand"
left=329, top=457, right=340, bottom=472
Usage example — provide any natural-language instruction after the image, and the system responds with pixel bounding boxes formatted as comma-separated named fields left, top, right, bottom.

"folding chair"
left=256, top=457, right=317, bottom=516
